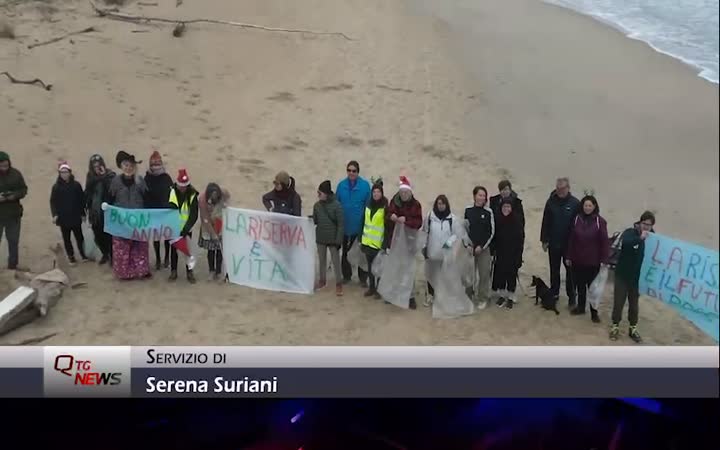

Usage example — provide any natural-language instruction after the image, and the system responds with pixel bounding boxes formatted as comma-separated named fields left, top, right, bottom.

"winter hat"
left=0, top=151, right=9, bottom=162
left=498, top=179, right=512, bottom=192
left=176, top=168, right=190, bottom=187
left=274, top=171, right=291, bottom=187
left=149, top=150, right=163, bottom=165
left=318, top=180, right=333, bottom=195
left=398, top=175, right=412, bottom=192
left=58, top=161, right=71, bottom=172
left=116, top=150, right=141, bottom=168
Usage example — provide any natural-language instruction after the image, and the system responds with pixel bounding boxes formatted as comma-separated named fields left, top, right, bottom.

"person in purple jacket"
left=566, top=194, right=609, bottom=323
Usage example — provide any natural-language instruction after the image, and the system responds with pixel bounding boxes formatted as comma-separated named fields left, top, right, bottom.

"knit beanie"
left=0, top=151, right=9, bottom=162
left=149, top=150, right=163, bottom=165
left=318, top=180, right=333, bottom=195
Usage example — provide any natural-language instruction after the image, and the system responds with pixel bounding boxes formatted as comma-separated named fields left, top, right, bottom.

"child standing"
left=50, top=162, right=87, bottom=264
left=312, top=180, right=344, bottom=296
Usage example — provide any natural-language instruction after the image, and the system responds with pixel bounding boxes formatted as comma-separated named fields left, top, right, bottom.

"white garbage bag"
left=588, top=265, right=609, bottom=310
left=377, top=225, right=426, bottom=309
left=346, top=240, right=368, bottom=272
left=82, top=223, right=98, bottom=260
left=371, top=251, right=385, bottom=279
left=428, top=235, right=475, bottom=319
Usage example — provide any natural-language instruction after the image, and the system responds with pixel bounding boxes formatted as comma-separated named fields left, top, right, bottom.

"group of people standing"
left=0, top=151, right=657, bottom=342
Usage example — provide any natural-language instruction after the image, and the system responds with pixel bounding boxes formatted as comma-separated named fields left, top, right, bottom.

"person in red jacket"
left=384, top=175, right=423, bottom=309
left=566, top=194, right=609, bottom=323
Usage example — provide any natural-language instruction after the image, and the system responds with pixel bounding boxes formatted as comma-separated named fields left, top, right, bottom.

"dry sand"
left=0, top=0, right=717, bottom=345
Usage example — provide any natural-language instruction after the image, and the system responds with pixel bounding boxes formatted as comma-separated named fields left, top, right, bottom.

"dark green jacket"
left=312, top=195, right=344, bottom=246
left=615, top=223, right=651, bottom=285
left=0, top=167, right=28, bottom=220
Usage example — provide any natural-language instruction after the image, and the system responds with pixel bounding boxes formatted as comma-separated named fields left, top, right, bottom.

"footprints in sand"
left=306, top=83, right=354, bottom=92
left=266, top=91, right=296, bottom=102
left=420, top=144, right=478, bottom=164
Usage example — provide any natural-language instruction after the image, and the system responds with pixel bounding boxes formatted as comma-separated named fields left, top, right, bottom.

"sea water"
left=544, top=0, right=719, bottom=83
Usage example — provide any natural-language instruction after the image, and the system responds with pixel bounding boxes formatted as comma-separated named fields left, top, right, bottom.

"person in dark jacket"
left=168, top=169, right=199, bottom=284
left=85, top=154, right=116, bottom=265
left=0, top=151, right=28, bottom=270
left=385, top=176, right=423, bottom=309
left=566, top=195, right=609, bottom=322
left=610, top=211, right=656, bottom=343
left=144, top=150, right=173, bottom=270
left=540, top=177, right=581, bottom=306
left=465, top=186, right=495, bottom=309
left=491, top=198, right=524, bottom=309
left=489, top=179, right=525, bottom=239
left=262, top=171, right=302, bottom=216
left=50, top=162, right=87, bottom=264
left=336, top=160, right=371, bottom=286
left=360, top=179, right=388, bottom=299
left=312, top=180, right=345, bottom=296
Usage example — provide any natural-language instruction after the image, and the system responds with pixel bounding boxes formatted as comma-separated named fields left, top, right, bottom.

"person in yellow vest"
left=168, top=168, right=199, bottom=283
left=360, top=180, right=388, bottom=299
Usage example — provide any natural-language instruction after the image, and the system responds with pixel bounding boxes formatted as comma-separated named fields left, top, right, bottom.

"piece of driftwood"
left=138, top=2, right=159, bottom=5
left=90, top=1, right=354, bottom=40
left=12, top=332, right=59, bottom=346
left=1, top=71, right=52, bottom=90
left=27, top=26, right=96, bottom=49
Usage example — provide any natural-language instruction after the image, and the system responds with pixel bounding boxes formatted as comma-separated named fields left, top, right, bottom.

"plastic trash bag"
left=82, top=223, right=98, bottom=260
left=377, top=225, right=426, bottom=309
left=371, top=251, right=385, bottom=279
left=346, top=240, right=368, bottom=272
left=588, top=265, right=609, bottom=310
left=428, top=234, right=475, bottom=319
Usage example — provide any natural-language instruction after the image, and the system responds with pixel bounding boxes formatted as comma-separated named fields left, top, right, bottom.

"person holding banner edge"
left=168, top=168, right=199, bottom=284
left=312, top=180, right=345, bottom=296
left=85, top=154, right=115, bottom=265
left=144, top=150, right=173, bottom=271
left=198, top=182, right=230, bottom=282
left=336, top=160, right=371, bottom=287
left=108, top=151, right=151, bottom=280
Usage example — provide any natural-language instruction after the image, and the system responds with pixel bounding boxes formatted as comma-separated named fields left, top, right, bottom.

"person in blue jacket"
left=336, top=160, right=371, bottom=285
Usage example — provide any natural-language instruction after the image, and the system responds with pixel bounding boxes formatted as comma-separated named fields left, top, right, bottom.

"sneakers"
left=590, top=308, right=601, bottom=324
left=505, top=299, right=514, bottom=310
left=169, top=270, right=178, bottom=281
left=409, top=298, right=417, bottom=310
left=68, top=256, right=77, bottom=266
left=629, top=326, right=642, bottom=343
left=187, top=270, right=197, bottom=284
left=477, top=300, right=488, bottom=310
left=336, top=283, right=343, bottom=297
left=568, top=296, right=577, bottom=309
left=609, top=323, right=620, bottom=341
left=364, top=289, right=375, bottom=298
left=423, top=295, right=434, bottom=307
left=570, top=307, right=585, bottom=316
left=156, top=260, right=163, bottom=271
left=495, top=297, right=506, bottom=308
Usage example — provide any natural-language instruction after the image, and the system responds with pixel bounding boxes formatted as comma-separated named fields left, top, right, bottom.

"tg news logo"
left=53, top=354, right=123, bottom=386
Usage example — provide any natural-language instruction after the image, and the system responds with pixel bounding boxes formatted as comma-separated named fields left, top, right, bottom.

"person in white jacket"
left=422, top=195, right=462, bottom=306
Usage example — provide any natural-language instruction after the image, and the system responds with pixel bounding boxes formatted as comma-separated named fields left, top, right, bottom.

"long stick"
left=90, top=1, right=354, bottom=40
left=1, top=71, right=52, bottom=90
left=12, top=332, right=58, bottom=346
left=27, top=26, right=96, bottom=49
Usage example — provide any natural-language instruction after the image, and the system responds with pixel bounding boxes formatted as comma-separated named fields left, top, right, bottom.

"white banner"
left=223, top=207, right=316, bottom=294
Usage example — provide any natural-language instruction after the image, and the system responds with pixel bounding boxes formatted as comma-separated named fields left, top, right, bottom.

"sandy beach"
left=0, top=0, right=717, bottom=345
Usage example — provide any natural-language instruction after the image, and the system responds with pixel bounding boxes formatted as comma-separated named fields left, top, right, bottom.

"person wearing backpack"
left=312, top=180, right=345, bottom=296
left=422, top=195, right=460, bottom=307
left=566, top=195, right=609, bottom=323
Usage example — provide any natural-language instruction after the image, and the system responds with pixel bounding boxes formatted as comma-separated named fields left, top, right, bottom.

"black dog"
left=531, top=276, right=560, bottom=315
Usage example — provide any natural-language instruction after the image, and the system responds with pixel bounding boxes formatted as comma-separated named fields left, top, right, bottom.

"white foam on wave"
left=544, top=0, right=719, bottom=84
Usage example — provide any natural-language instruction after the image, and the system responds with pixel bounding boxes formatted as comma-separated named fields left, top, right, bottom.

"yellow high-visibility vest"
left=169, top=189, right=197, bottom=228
left=361, top=207, right=385, bottom=250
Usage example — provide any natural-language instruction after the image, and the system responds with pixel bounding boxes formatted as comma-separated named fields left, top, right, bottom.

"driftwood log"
left=1, top=71, right=52, bottom=90
left=27, top=26, right=96, bottom=49
left=89, top=1, right=354, bottom=40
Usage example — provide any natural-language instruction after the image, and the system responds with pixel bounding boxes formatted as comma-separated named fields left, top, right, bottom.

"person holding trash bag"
left=198, top=182, right=230, bottom=282
left=312, top=180, right=345, bottom=296
left=464, top=186, right=495, bottom=309
left=168, top=168, right=199, bottom=284
left=566, top=194, right=609, bottom=323
left=422, top=195, right=461, bottom=307
left=144, top=150, right=173, bottom=270
left=491, top=197, right=524, bottom=310
left=85, top=154, right=116, bottom=265
left=610, top=211, right=656, bottom=343
left=108, top=151, right=151, bottom=280
left=336, top=160, right=371, bottom=286
left=382, top=175, right=423, bottom=310
left=50, top=161, right=88, bottom=265
left=360, top=179, right=388, bottom=299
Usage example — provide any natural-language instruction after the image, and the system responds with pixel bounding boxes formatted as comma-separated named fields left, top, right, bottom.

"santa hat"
left=149, top=150, right=163, bottom=165
left=398, top=175, right=412, bottom=192
left=58, top=161, right=71, bottom=172
left=176, top=168, right=190, bottom=187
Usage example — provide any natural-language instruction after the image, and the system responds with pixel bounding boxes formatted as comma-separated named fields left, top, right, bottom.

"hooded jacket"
left=199, top=186, right=230, bottom=240
left=490, top=191, right=525, bottom=236
left=566, top=213, right=609, bottom=267
left=384, top=193, right=423, bottom=249
left=615, top=222, right=654, bottom=285
left=336, top=176, right=371, bottom=237
left=85, top=156, right=116, bottom=224
left=312, top=193, right=345, bottom=246
left=50, top=174, right=85, bottom=228
left=493, top=209, right=524, bottom=271
left=144, top=170, right=173, bottom=209
left=540, top=190, right=581, bottom=251
left=0, top=157, right=28, bottom=220
left=422, top=210, right=460, bottom=261
left=262, top=178, right=302, bottom=217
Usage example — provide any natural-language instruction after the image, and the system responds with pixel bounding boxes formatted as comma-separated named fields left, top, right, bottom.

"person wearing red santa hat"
left=50, top=161, right=88, bottom=265
left=144, top=150, right=173, bottom=270
left=168, top=168, right=199, bottom=283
